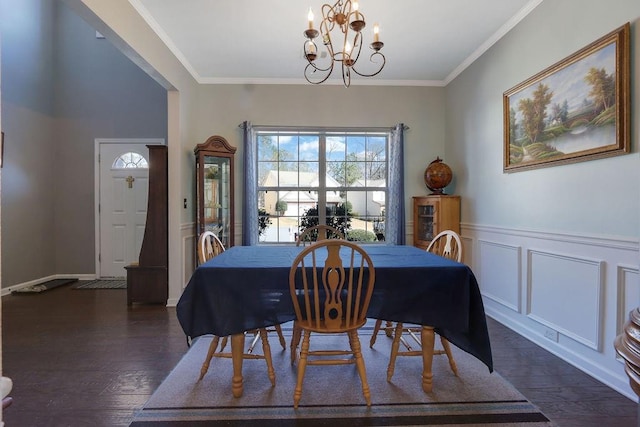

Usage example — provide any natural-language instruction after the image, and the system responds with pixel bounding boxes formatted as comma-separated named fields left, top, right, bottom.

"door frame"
left=94, top=138, right=165, bottom=279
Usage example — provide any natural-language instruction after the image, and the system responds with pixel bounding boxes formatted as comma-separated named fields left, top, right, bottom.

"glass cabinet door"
left=412, top=195, right=460, bottom=250
left=195, top=136, right=236, bottom=249
left=203, top=156, right=231, bottom=244
left=417, top=204, right=435, bottom=241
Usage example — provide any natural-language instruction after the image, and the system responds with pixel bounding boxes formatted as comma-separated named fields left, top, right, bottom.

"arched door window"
left=112, top=152, right=149, bottom=169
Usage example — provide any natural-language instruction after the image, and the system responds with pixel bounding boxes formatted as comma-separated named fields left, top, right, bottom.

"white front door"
left=98, top=143, right=151, bottom=278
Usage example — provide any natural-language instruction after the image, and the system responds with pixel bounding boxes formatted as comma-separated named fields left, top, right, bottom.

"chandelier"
left=303, top=0, right=385, bottom=87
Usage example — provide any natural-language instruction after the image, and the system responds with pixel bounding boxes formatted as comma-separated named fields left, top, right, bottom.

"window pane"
left=327, top=161, right=346, bottom=187
left=366, top=161, right=387, bottom=183
left=344, top=158, right=365, bottom=187
left=278, top=135, right=298, bottom=162
left=299, top=162, right=319, bottom=187
left=346, top=136, right=365, bottom=158
left=326, top=136, right=346, bottom=161
left=368, top=136, right=387, bottom=160
left=299, top=135, right=319, bottom=160
left=343, top=190, right=385, bottom=242
left=260, top=190, right=300, bottom=243
left=258, top=135, right=278, bottom=161
left=258, top=161, right=276, bottom=186
left=278, top=164, right=299, bottom=186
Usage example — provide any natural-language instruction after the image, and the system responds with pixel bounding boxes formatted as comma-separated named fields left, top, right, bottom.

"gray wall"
left=445, top=0, right=639, bottom=238
left=1, top=0, right=57, bottom=284
left=0, top=0, right=167, bottom=287
left=444, top=0, right=640, bottom=398
left=191, top=84, right=447, bottom=234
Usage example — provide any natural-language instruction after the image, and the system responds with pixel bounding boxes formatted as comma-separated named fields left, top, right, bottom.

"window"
left=112, top=151, right=148, bottom=169
left=256, top=129, right=388, bottom=243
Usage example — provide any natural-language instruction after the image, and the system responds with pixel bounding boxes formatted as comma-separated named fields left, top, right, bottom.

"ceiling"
left=129, top=0, right=542, bottom=87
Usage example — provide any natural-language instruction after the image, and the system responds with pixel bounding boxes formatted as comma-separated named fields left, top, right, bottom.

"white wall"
left=446, top=0, right=640, bottom=399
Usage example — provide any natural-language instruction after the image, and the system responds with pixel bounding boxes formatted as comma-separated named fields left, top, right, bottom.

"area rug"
left=11, top=278, right=78, bottom=294
left=130, top=328, right=552, bottom=426
left=73, top=279, right=127, bottom=289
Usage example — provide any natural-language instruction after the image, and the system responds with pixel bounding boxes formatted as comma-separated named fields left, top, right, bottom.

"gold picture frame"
left=503, top=23, right=630, bottom=172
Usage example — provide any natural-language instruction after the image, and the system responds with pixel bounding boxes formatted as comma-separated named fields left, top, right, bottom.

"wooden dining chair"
left=196, top=231, right=286, bottom=384
left=295, top=224, right=345, bottom=246
left=289, top=240, right=375, bottom=408
left=370, top=229, right=462, bottom=381
left=291, top=224, right=345, bottom=363
left=197, top=230, right=225, bottom=265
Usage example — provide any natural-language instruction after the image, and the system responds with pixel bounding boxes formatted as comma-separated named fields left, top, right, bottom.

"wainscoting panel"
left=461, top=236, right=473, bottom=267
left=478, top=240, right=521, bottom=312
left=183, top=233, right=196, bottom=290
left=527, top=250, right=604, bottom=350
left=617, top=264, right=640, bottom=336
left=463, top=223, right=639, bottom=400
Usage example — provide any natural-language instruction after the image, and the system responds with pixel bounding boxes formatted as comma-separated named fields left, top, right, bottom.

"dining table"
left=176, top=244, right=493, bottom=398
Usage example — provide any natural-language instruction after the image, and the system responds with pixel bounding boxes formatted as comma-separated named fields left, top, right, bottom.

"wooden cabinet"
left=413, top=195, right=460, bottom=250
left=195, top=135, right=236, bottom=249
left=125, top=145, right=168, bottom=305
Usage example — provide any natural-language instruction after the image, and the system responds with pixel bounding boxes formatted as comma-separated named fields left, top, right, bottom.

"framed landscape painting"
left=503, top=23, right=629, bottom=172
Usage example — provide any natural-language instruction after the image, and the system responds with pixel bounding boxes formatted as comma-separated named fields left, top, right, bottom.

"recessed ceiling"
left=129, top=0, right=541, bottom=86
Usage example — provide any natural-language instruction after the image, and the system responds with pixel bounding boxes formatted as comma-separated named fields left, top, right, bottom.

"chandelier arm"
left=350, top=32, right=364, bottom=63
left=305, top=61, right=335, bottom=85
left=304, top=57, right=334, bottom=73
left=322, top=3, right=337, bottom=32
left=350, top=51, right=386, bottom=78
left=341, top=61, right=352, bottom=87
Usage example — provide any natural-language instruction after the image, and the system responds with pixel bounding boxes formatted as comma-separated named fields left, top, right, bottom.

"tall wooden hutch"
left=195, top=135, right=236, bottom=250
left=125, top=145, right=168, bottom=305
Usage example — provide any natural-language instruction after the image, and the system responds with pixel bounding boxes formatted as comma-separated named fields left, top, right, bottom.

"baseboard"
left=2, top=274, right=95, bottom=297
left=486, top=309, right=636, bottom=401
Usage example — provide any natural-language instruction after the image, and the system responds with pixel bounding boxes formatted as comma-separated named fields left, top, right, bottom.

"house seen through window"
left=256, top=129, right=388, bottom=243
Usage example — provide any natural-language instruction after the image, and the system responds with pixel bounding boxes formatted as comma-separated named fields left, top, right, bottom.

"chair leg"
left=290, top=322, right=302, bottom=365
left=421, top=326, right=435, bottom=393
left=274, top=324, right=286, bottom=349
left=369, top=319, right=383, bottom=348
left=293, top=330, right=310, bottom=409
left=198, top=335, right=220, bottom=381
left=387, top=322, right=404, bottom=381
left=384, top=320, right=394, bottom=337
left=348, top=330, right=371, bottom=406
left=247, top=330, right=261, bottom=353
left=219, top=336, right=229, bottom=351
left=259, top=328, right=276, bottom=386
left=440, top=336, right=458, bottom=376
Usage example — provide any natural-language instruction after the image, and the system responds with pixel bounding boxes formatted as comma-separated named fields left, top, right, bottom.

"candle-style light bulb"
left=353, top=1, right=360, bottom=20
left=373, top=23, right=379, bottom=42
left=308, top=8, right=314, bottom=29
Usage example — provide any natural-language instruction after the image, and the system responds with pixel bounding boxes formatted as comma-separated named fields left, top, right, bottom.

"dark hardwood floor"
left=1, top=284, right=637, bottom=426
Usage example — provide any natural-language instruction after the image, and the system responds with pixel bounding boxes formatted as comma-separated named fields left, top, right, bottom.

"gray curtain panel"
left=386, top=123, right=406, bottom=245
left=241, top=121, right=258, bottom=246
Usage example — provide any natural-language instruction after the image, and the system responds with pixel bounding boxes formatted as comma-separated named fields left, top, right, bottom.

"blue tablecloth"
left=176, top=244, right=493, bottom=371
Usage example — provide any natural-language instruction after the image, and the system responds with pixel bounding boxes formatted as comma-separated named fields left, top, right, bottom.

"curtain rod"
left=238, top=123, right=407, bottom=132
